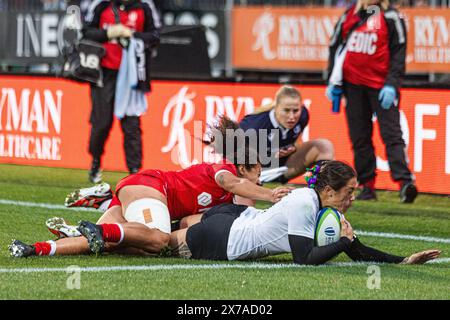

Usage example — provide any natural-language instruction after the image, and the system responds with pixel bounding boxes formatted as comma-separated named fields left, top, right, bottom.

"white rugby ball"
left=314, top=207, right=342, bottom=246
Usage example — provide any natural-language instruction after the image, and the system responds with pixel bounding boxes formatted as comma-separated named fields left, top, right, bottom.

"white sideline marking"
left=0, top=258, right=449, bottom=274
left=0, top=199, right=97, bottom=212
left=0, top=199, right=449, bottom=243
left=355, top=230, right=450, bottom=244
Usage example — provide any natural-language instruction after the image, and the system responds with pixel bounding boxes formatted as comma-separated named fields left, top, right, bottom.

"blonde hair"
left=253, top=85, right=302, bottom=114
left=355, top=0, right=389, bottom=12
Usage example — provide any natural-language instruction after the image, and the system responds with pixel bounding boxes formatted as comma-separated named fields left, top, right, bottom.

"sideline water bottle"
left=331, top=86, right=343, bottom=113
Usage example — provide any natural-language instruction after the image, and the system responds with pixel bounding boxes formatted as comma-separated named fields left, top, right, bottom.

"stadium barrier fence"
left=1, top=7, right=449, bottom=78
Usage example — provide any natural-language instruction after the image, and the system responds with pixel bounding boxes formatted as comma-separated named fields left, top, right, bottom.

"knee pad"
left=124, top=198, right=171, bottom=234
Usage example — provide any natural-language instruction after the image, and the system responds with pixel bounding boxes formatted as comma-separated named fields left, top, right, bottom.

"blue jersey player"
left=239, top=85, right=335, bottom=183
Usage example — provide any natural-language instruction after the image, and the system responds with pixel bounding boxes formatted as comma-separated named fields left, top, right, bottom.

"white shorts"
left=124, top=198, right=171, bottom=234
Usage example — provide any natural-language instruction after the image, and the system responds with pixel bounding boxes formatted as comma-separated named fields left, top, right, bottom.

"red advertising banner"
left=0, top=76, right=449, bottom=195
left=232, top=7, right=450, bottom=73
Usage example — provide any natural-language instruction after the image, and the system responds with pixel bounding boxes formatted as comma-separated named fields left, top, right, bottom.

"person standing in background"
left=83, top=0, right=160, bottom=183
left=326, top=0, right=418, bottom=203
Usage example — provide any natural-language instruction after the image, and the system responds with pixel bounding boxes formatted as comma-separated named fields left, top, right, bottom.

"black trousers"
left=344, top=82, right=412, bottom=184
left=89, top=68, right=142, bottom=171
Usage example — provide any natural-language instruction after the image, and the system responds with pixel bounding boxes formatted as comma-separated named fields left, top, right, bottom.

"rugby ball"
left=314, top=207, right=342, bottom=246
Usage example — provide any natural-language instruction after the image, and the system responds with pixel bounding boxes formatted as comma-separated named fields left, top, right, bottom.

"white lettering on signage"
left=414, top=16, right=450, bottom=63
left=414, top=104, right=439, bottom=172
left=16, top=13, right=63, bottom=58
left=252, top=12, right=277, bottom=60
left=161, top=86, right=196, bottom=167
left=0, top=88, right=62, bottom=134
left=205, top=96, right=257, bottom=125
left=279, top=15, right=333, bottom=46
left=376, top=111, right=410, bottom=172
left=161, top=86, right=274, bottom=167
left=0, top=88, right=62, bottom=161
left=0, top=134, right=61, bottom=160
left=252, top=13, right=336, bottom=62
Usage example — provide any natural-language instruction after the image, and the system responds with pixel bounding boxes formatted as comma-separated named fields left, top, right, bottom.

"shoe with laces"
left=9, top=240, right=36, bottom=258
left=356, top=186, right=377, bottom=201
left=64, top=182, right=112, bottom=208
left=78, top=221, right=105, bottom=254
left=400, top=181, right=418, bottom=203
left=46, top=217, right=81, bottom=238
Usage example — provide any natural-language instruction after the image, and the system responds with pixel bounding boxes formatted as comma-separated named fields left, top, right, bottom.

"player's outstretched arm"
left=345, top=238, right=441, bottom=264
left=216, top=172, right=293, bottom=203
left=344, top=218, right=441, bottom=264
left=400, top=250, right=441, bottom=264
left=289, top=235, right=352, bottom=265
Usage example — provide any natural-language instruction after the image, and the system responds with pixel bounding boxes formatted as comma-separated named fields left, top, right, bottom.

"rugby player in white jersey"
left=169, top=160, right=440, bottom=265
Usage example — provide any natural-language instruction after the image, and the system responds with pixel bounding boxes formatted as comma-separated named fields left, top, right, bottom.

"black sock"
left=277, top=175, right=290, bottom=184
left=91, top=158, right=101, bottom=171
left=171, top=220, right=181, bottom=231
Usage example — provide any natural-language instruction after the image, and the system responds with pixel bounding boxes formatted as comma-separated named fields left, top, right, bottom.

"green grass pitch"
left=0, top=164, right=449, bottom=300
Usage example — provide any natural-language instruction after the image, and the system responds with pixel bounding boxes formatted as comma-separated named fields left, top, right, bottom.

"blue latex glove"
left=325, top=84, right=334, bottom=101
left=326, top=84, right=343, bottom=113
left=378, top=85, right=396, bottom=109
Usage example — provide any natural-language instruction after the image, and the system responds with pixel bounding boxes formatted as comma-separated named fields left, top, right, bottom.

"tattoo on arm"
left=217, top=173, right=225, bottom=187
left=172, top=243, right=192, bottom=259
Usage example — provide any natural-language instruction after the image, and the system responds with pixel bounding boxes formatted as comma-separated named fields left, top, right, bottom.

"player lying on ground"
left=9, top=146, right=292, bottom=258
left=169, top=160, right=441, bottom=265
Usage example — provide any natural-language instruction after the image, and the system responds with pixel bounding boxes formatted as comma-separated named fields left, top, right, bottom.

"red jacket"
left=328, top=5, right=407, bottom=90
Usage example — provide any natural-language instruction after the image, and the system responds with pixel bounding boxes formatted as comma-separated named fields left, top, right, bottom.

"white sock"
left=47, top=240, right=57, bottom=256
left=116, top=224, right=125, bottom=245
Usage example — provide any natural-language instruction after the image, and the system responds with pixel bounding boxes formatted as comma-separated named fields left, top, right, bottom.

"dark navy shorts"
left=186, top=203, right=248, bottom=260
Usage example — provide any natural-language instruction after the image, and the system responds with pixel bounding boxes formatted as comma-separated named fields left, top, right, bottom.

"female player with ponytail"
left=169, top=160, right=440, bottom=265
